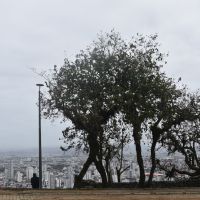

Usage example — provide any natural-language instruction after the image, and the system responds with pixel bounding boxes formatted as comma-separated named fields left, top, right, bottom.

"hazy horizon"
left=0, top=0, right=200, bottom=150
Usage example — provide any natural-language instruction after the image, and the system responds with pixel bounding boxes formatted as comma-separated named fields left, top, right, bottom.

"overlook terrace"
left=0, top=188, right=199, bottom=200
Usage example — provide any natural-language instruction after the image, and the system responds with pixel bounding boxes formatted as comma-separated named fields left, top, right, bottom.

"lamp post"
left=36, top=83, right=44, bottom=189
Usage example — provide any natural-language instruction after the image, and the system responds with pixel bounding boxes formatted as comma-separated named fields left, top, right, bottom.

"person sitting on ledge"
left=31, top=173, right=39, bottom=189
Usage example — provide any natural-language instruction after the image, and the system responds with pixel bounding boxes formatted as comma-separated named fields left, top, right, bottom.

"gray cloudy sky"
left=0, top=0, right=200, bottom=150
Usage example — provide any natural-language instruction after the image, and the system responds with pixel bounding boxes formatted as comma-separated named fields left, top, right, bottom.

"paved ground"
left=0, top=188, right=200, bottom=199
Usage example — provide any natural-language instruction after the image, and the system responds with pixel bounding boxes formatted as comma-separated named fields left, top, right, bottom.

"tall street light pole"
left=36, top=83, right=44, bottom=189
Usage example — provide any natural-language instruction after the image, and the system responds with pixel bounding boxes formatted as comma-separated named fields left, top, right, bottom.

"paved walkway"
left=0, top=188, right=200, bottom=200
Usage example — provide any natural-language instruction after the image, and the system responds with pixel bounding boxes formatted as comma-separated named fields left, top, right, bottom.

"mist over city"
left=0, top=1, right=200, bottom=199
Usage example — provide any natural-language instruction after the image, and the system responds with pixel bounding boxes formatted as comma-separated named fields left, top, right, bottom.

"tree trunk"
left=133, top=129, right=145, bottom=187
left=105, top=148, right=113, bottom=185
left=107, top=170, right=113, bottom=185
left=105, top=159, right=113, bottom=185
left=87, top=131, right=108, bottom=187
left=116, top=169, right=121, bottom=183
left=94, top=158, right=108, bottom=187
left=147, top=139, right=157, bottom=187
left=148, top=126, right=161, bottom=187
left=73, top=154, right=93, bottom=188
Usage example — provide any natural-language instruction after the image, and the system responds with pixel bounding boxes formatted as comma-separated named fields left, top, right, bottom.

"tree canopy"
left=42, top=31, right=200, bottom=188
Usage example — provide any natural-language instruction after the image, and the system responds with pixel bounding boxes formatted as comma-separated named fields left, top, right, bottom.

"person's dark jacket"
left=31, top=174, right=39, bottom=189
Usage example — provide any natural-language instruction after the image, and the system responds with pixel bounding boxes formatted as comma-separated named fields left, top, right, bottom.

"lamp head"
left=36, top=83, right=44, bottom=87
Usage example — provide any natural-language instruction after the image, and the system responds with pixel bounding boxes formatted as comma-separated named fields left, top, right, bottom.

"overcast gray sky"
left=0, top=0, right=200, bottom=150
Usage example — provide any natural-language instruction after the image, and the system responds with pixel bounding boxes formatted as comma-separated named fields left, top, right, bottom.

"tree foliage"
left=158, top=92, right=200, bottom=178
left=42, top=30, right=200, bottom=188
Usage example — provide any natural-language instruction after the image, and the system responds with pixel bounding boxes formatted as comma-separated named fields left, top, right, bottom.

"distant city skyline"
left=0, top=150, right=174, bottom=188
left=0, top=0, right=200, bottom=150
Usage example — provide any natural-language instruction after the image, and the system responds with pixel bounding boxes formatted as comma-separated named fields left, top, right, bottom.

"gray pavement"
left=0, top=188, right=200, bottom=200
